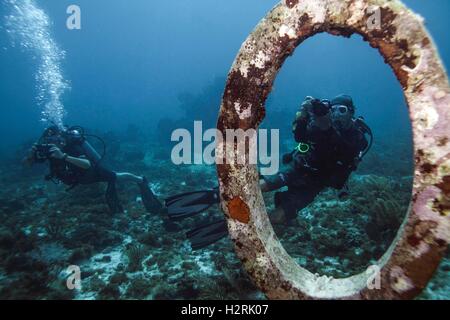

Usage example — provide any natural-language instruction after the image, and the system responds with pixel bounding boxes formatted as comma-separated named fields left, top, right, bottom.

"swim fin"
left=165, top=188, right=220, bottom=221
left=139, top=177, right=163, bottom=214
left=186, top=218, right=228, bottom=250
left=105, top=182, right=124, bottom=214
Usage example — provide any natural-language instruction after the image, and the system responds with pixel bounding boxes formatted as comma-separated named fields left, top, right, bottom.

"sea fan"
left=124, top=243, right=146, bottom=272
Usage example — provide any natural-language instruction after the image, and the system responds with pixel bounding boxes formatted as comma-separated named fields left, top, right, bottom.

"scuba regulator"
left=353, top=116, right=373, bottom=160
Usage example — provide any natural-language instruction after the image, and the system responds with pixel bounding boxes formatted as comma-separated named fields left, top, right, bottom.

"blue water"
left=1, top=0, right=448, bottom=149
left=0, top=0, right=448, bottom=300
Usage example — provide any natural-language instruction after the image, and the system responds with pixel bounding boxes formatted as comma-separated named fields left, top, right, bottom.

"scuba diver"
left=23, top=125, right=162, bottom=214
left=164, top=94, right=373, bottom=250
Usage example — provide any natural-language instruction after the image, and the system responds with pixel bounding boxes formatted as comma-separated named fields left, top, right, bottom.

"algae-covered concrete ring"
left=216, top=0, right=450, bottom=299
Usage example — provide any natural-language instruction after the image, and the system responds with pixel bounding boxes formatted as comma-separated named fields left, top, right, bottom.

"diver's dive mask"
left=332, top=105, right=349, bottom=115
left=331, top=104, right=354, bottom=130
left=64, top=128, right=84, bottom=145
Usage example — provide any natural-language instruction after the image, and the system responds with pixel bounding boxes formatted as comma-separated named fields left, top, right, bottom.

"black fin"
left=105, top=182, right=123, bottom=214
left=186, top=219, right=228, bottom=250
left=139, top=177, right=163, bottom=214
left=165, top=188, right=219, bottom=221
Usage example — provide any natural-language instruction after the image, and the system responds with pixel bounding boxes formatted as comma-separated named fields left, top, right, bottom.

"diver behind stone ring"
left=23, top=125, right=162, bottom=214
left=165, top=94, right=373, bottom=250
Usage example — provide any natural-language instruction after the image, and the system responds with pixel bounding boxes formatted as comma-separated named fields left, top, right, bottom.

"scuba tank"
left=81, top=140, right=102, bottom=164
left=64, top=126, right=103, bottom=165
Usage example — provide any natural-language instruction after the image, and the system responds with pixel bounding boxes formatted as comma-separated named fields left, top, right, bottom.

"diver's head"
left=331, top=94, right=355, bottom=131
left=42, top=125, right=60, bottom=137
left=64, top=126, right=85, bottom=145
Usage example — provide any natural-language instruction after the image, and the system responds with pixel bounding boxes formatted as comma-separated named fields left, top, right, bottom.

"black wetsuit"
left=48, top=143, right=122, bottom=213
left=266, top=119, right=368, bottom=220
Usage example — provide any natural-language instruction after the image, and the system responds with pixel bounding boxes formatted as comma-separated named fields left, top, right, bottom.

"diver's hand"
left=311, top=99, right=330, bottom=117
left=301, top=97, right=330, bottom=116
left=49, top=145, right=66, bottom=160
left=22, top=145, right=37, bottom=166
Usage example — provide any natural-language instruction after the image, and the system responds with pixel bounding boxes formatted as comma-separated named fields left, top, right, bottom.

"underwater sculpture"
left=216, top=0, right=450, bottom=299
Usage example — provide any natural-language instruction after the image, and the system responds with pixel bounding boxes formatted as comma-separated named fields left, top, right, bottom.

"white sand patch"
left=74, top=236, right=133, bottom=300
left=193, top=249, right=220, bottom=276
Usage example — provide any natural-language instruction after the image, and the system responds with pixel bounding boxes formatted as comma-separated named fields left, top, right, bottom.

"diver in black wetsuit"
left=260, top=94, right=371, bottom=224
left=23, top=125, right=162, bottom=214
left=164, top=94, right=373, bottom=249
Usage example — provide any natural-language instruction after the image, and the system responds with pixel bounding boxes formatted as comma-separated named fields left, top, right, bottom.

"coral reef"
left=272, top=173, right=411, bottom=278
left=0, top=127, right=446, bottom=300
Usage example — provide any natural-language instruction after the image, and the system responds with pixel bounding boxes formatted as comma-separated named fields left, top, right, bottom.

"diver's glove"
left=311, top=99, right=330, bottom=117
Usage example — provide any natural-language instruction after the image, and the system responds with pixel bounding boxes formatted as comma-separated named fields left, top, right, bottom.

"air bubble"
left=5, top=0, right=70, bottom=127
